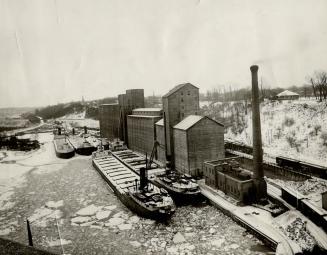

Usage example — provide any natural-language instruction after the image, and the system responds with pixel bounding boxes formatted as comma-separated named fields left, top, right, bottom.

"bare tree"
left=307, top=71, right=327, bottom=101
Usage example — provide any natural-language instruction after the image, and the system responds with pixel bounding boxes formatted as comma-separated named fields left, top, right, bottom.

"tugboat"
left=92, top=149, right=176, bottom=220
left=150, top=157, right=201, bottom=204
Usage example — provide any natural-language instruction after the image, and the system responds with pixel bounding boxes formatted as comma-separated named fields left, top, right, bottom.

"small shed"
left=173, top=115, right=224, bottom=176
left=276, top=90, right=300, bottom=100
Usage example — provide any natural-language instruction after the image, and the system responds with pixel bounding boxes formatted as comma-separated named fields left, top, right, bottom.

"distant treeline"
left=34, top=97, right=118, bottom=120
left=204, top=85, right=314, bottom=102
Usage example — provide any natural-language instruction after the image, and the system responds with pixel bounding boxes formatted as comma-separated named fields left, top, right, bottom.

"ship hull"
left=151, top=178, right=203, bottom=205
left=75, top=146, right=97, bottom=156
left=92, top=160, right=174, bottom=221
left=53, top=140, right=75, bottom=159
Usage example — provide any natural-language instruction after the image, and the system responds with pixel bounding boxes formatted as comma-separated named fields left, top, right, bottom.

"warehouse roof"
left=173, top=115, right=224, bottom=130
left=163, top=83, right=199, bottom=98
left=127, top=115, right=161, bottom=118
left=101, top=103, right=119, bottom=106
left=277, top=90, right=299, bottom=97
left=133, top=108, right=162, bottom=112
left=155, top=118, right=164, bottom=126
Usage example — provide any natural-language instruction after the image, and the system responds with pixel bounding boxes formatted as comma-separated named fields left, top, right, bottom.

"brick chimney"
left=250, top=65, right=267, bottom=201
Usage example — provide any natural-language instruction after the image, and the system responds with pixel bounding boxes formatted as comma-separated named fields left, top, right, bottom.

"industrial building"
left=99, top=89, right=144, bottom=143
left=118, top=89, right=145, bottom=145
left=162, top=83, right=200, bottom=163
left=203, top=158, right=254, bottom=203
left=99, top=104, right=120, bottom=140
left=127, top=108, right=162, bottom=155
left=173, top=115, right=224, bottom=176
left=99, top=83, right=225, bottom=178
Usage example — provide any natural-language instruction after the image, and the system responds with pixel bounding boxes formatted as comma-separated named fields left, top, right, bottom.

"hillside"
left=201, top=99, right=327, bottom=166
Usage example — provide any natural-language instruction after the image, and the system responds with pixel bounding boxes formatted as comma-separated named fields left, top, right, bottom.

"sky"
left=1, top=0, right=327, bottom=108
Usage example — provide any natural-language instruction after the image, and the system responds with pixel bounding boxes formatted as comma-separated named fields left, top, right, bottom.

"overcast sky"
left=1, top=0, right=327, bottom=107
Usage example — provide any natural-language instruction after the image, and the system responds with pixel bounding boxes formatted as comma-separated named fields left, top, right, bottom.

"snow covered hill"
left=201, top=99, right=327, bottom=166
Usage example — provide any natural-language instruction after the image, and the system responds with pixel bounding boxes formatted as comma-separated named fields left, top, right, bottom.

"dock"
left=199, top=181, right=297, bottom=255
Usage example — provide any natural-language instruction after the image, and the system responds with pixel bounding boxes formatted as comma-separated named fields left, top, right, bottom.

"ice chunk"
left=173, top=232, right=186, bottom=244
left=76, top=204, right=101, bottom=216
left=45, top=200, right=64, bottom=209
left=96, top=210, right=111, bottom=221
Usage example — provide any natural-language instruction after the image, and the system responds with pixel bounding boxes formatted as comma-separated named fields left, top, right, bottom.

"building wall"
left=203, top=160, right=254, bottom=203
left=118, top=89, right=145, bottom=145
left=164, top=84, right=199, bottom=161
left=173, top=129, right=189, bottom=174
left=99, top=104, right=120, bottom=141
left=127, top=115, right=161, bottom=156
left=155, top=124, right=166, bottom=164
left=187, top=118, right=224, bottom=175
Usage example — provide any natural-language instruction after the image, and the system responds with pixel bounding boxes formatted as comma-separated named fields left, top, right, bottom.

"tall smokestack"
left=250, top=65, right=267, bottom=201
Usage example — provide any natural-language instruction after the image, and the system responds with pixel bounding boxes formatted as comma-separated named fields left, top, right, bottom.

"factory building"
left=173, top=115, right=224, bottom=176
left=162, top=83, right=200, bottom=164
left=118, top=89, right=145, bottom=145
left=203, top=158, right=254, bottom=203
left=127, top=108, right=162, bottom=156
left=99, top=104, right=120, bottom=141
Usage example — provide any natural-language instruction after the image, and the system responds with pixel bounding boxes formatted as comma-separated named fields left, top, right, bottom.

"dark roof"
left=162, top=83, right=199, bottom=98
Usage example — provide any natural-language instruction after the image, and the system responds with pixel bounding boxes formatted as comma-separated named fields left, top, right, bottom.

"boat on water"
left=111, top=149, right=201, bottom=204
left=68, top=135, right=97, bottom=155
left=53, top=135, right=75, bottom=159
left=151, top=170, right=201, bottom=203
left=92, top=150, right=176, bottom=220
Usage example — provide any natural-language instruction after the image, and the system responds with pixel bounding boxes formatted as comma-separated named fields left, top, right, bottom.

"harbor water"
left=0, top=133, right=273, bottom=254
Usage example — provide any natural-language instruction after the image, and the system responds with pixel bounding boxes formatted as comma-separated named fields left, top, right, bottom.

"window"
left=181, top=92, right=183, bottom=95
left=181, top=98, right=184, bottom=102
left=188, top=91, right=190, bottom=95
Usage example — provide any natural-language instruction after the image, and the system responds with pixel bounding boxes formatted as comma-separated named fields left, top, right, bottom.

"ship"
left=53, top=135, right=75, bottom=159
left=92, top=149, right=176, bottom=220
left=151, top=170, right=202, bottom=204
left=111, top=148, right=201, bottom=204
left=68, top=135, right=97, bottom=155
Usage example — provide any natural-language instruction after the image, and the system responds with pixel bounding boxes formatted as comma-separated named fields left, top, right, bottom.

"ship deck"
left=112, top=149, right=165, bottom=176
left=93, top=152, right=141, bottom=193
